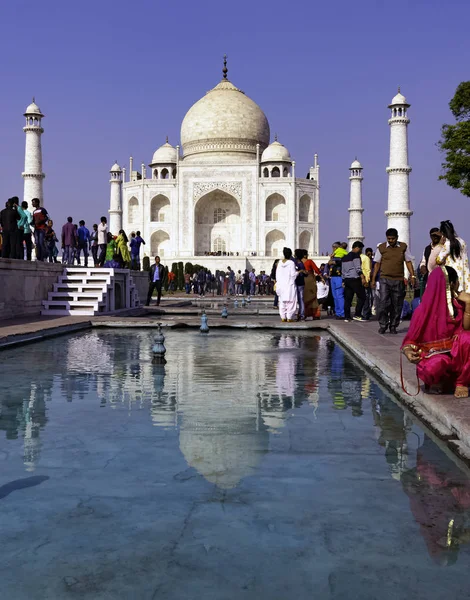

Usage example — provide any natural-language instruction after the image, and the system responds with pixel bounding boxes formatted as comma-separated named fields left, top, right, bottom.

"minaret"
left=109, top=162, right=123, bottom=234
left=386, top=88, right=412, bottom=247
left=22, top=98, right=45, bottom=204
left=347, top=158, right=364, bottom=249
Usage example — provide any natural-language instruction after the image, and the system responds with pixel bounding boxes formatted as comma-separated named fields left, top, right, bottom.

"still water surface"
left=0, top=330, right=469, bottom=599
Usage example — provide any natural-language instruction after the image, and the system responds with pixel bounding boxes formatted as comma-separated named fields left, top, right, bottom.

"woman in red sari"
left=402, top=266, right=470, bottom=398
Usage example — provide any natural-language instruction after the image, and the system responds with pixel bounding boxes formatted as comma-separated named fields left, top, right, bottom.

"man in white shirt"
left=97, top=216, right=108, bottom=267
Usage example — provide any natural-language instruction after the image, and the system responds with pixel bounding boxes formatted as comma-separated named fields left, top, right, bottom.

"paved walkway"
left=1, top=304, right=469, bottom=462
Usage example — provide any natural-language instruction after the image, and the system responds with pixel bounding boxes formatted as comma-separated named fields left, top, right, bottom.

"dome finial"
left=398, top=86, right=401, bottom=93
left=274, top=132, right=278, bottom=142
left=166, top=135, right=169, bottom=143
left=222, top=54, right=228, bottom=80
left=32, top=96, right=35, bottom=103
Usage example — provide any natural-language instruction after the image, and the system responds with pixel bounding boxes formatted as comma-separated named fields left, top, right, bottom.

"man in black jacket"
left=419, top=228, right=441, bottom=289
left=146, top=256, right=165, bottom=306
left=0, top=198, right=20, bottom=259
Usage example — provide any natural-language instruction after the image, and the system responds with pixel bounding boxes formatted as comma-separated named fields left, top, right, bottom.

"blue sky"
left=0, top=0, right=469, bottom=256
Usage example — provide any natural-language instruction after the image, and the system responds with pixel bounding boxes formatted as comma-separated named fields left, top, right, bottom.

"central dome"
left=180, top=78, right=270, bottom=162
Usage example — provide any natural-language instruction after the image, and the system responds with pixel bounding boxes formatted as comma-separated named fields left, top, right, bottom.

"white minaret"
left=386, top=88, right=412, bottom=248
left=347, top=158, right=364, bottom=249
left=22, top=98, right=45, bottom=204
left=109, top=162, right=123, bottom=234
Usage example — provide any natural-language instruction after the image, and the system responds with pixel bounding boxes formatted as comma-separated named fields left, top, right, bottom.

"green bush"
left=163, top=266, right=169, bottom=291
left=177, top=261, right=184, bottom=290
left=185, top=262, right=194, bottom=275
left=143, top=256, right=150, bottom=271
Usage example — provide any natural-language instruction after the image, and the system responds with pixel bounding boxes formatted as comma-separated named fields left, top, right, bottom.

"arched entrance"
left=151, top=230, right=170, bottom=258
left=299, top=194, right=313, bottom=222
left=266, top=193, right=286, bottom=222
left=151, top=195, right=170, bottom=222
left=194, top=189, right=241, bottom=255
left=299, top=230, right=313, bottom=254
left=265, top=229, right=285, bottom=257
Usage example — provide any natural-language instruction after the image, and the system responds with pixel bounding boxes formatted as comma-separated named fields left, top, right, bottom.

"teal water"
left=0, top=330, right=469, bottom=599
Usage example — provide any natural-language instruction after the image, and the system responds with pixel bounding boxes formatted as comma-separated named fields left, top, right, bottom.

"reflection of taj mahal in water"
left=108, top=59, right=320, bottom=269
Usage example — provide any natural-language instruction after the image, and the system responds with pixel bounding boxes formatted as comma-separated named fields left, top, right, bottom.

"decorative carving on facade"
left=193, top=181, right=243, bottom=203
left=386, top=167, right=412, bottom=174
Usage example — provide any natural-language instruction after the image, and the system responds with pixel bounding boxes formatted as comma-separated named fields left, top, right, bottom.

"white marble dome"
left=350, top=158, right=362, bottom=169
left=389, top=90, right=409, bottom=107
left=150, top=141, right=177, bottom=165
left=110, top=162, right=122, bottom=172
left=261, top=139, right=291, bottom=163
left=24, top=100, right=43, bottom=117
left=180, top=78, right=270, bottom=161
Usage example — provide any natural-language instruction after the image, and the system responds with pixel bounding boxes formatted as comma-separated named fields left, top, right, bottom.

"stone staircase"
left=41, top=268, right=141, bottom=316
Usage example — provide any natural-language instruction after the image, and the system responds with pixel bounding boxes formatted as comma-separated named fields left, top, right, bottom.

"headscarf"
left=401, top=267, right=462, bottom=350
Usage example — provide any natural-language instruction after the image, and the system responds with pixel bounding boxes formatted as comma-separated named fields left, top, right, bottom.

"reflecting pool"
left=0, top=330, right=470, bottom=599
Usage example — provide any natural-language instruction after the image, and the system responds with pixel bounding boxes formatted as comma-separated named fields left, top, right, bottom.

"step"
left=42, top=300, right=103, bottom=310
left=40, top=309, right=96, bottom=316
left=58, top=277, right=111, bottom=285
left=48, top=292, right=103, bottom=302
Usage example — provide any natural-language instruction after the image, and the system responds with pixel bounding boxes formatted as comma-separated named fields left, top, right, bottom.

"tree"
left=438, top=81, right=470, bottom=197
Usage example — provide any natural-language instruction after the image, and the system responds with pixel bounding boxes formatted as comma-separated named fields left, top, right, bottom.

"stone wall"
left=0, top=259, right=63, bottom=320
left=131, top=271, right=149, bottom=305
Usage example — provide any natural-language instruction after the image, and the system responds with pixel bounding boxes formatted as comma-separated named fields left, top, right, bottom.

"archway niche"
left=265, top=193, right=286, bottom=222
left=151, top=194, right=170, bottom=222
left=271, top=166, right=280, bottom=178
left=150, top=230, right=170, bottom=258
left=160, top=168, right=169, bottom=180
left=299, top=230, right=313, bottom=254
left=265, top=229, right=285, bottom=257
left=194, top=189, right=241, bottom=255
left=299, top=194, right=313, bottom=222
left=128, top=196, right=139, bottom=224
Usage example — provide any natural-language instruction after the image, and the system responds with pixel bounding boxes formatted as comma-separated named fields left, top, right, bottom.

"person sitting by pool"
left=401, top=266, right=470, bottom=398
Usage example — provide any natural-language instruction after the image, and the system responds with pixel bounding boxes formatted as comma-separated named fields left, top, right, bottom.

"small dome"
left=350, top=158, right=362, bottom=169
left=389, top=89, right=410, bottom=107
left=150, top=141, right=177, bottom=165
left=110, top=162, right=122, bottom=173
left=261, top=139, right=291, bottom=163
left=24, top=99, right=43, bottom=117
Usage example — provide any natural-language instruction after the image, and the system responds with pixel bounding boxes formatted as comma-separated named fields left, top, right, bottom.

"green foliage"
left=171, top=262, right=178, bottom=275
left=438, top=81, right=470, bottom=197
left=142, top=256, right=150, bottom=271
left=177, top=262, right=184, bottom=290
left=184, top=262, right=194, bottom=275
left=162, top=266, right=169, bottom=291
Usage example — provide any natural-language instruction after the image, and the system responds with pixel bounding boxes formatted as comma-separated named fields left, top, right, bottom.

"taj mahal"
left=109, top=58, right=321, bottom=270
left=20, top=60, right=413, bottom=269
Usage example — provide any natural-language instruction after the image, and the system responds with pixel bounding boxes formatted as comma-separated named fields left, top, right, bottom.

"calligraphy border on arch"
left=193, top=181, right=243, bottom=204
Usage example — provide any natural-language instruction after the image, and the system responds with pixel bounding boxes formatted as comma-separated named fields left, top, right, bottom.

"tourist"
left=276, top=247, right=298, bottom=322
left=77, top=220, right=90, bottom=267
left=294, top=249, right=307, bottom=320
left=130, top=231, right=145, bottom=270
left=249, top=269, right=256, bottom=295
left=168, top=270, right=176, bottom=293
left=302, top=250, right=323, bottom=320
left=116, top=229, right=131, bottom=267
left=45, top=220, right=59, bottom=262
left=184, top=271, right=191, bottom=294
left=420, top=227, right=440, bottom=273
left=402, top=266, right=470, bottom=398
left=103, top=232, right=117, bottom=266
left=361, top=247, right=373, bottom=320
left=270, top=259, right=280, bottom=308
left=90, top=224, right=99, bottom=266
left=0, top=198, right=20, bottom=259
left=97, top=216, right=108, bottom=267
left=342, top=241, right=366, bottom=322
left=17, top=200, right=33, bottom=260
left=197, top=269, right=206, bottom=297
left=329, top=241, right=347, bottom=319
left=235, top=270, right=243, bottom=295
left=316, top=276, right=329, bottom=312
left=371, top=228, right=416, bottom=334
left=146, top=256, right=165, bottom=306
left=429, top=220, right=470, bottom=293
left=192, top=272, right=199, bottom=295
left=61, top=217, right=77, bottom=266
left=31, top=198, right=48, bottom=261
left=227, top=267, right=235, bottom=295
left=243, top=269, right=250, bottom=295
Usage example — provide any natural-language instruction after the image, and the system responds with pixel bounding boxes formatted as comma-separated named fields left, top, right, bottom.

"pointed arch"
left=128, top=196, right=139, bottom=223
left=151, top=194, right=170, bottom=222
left=299, top=194, right=313, bottom=222
left=265, top=229, right=285, bottom=257
left=150, top=230, right=170, bottom=258
left=265, top=193, right=286, bottom=222
left=299, top=230, right=313, bottom=254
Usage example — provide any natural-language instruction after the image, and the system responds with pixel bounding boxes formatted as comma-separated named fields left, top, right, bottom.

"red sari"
left=402, top=267, right=470, bottom=388
left=303, top=258, right=322, bottom=318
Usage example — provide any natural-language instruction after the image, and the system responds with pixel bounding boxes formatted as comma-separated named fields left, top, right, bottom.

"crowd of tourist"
left=0, top=200, right=146, bottom=269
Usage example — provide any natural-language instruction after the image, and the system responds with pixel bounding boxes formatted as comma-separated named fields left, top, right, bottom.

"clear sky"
left=0, top=0, right=469, bottom=257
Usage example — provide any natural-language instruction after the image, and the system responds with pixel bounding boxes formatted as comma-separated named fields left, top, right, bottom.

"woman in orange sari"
left=302, top=249, right=324, bottom=320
